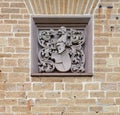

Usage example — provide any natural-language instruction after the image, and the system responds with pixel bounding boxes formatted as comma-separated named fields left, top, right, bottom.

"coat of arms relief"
left=38, top=26, right=85, bottom=73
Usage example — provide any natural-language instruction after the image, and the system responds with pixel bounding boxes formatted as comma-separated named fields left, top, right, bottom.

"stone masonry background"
left=0, top=0, right=120, bottom=114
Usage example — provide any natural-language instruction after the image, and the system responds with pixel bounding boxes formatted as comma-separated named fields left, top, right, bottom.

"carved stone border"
left=31, top=15, right=93, bottom=77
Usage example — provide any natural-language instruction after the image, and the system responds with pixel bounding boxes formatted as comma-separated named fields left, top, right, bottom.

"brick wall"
left=0, top=0, right=120, bottom=114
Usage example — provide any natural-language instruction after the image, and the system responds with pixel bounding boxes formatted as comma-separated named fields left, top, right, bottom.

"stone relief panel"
left=38, top=26, right=85, bottom=73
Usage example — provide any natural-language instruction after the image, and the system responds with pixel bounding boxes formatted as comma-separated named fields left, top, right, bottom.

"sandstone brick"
left=15, top=47, right=29, bottom=53
left=63, top=77, right=76, bottom=82
left=101, top=0, right=119, bottom=2
left=67, top=106, right=88, bottom=112
left=0, top=73, right=7, bottom=82
left=104, top=106, right=119, bottom=112
left=17, top=83, right=31, bottom=91
left=4, top=47, right=15, bottom=53
left=8, top=73, right=26, bottom=82
left=0, top=25, right=11, bottom=32
left=94, top=47, right=105, bottom=52
left=106, top=47, right=118, bottom=52
left=110, top=38, right=120, bottom=46
left=94, top=32, right=112, bottom=37
left=0, top=99, right=17, bottom=105
left=90, top=91, right=105, bottom=98
left=18, top=20, right=29, bottom=24
left=64, top=113, right=83, bottom=115
left=8, top=38, right=22, bottom=47
left=65, top=84, right=82, bottom=90
left=0, top=14, right=9, bottom=19
left=31, top=107, right=49, bottom=112
left=23, top=38, right=29, bottom=46
left=11, top=14, right=23, bottom=19
left=94, top=53, right=109, bottom=58
left=1, top=8, right=19, bottom=13
left=94, top=19, right=108, bottom=25
left=75, top=99, right=96, bottom=105
left=115, top=99, right=120, bottom=105
left=107, top=58, right=119, bottom=66
left=0, top=114, right=13, bottom=115
left=20, top=9, right=28, bottom=14
left=0, top=3, right=9, bottom=7
left=0, top=53, right=12, bottom=58
left=15, top=33, right=29, bottom=37
left=94, top=67, right=112, bottom=72
left=45, top=92, right=61, bottom=98
left=62, top=92, right=72, bottom=99
left=0, top=59, right=4, bottom=66
left=0, top=38, right=7, bottom=46
left=35, top=99, right=56, bottom=106
left=0, top=33, right=13, bottom=37
left=5, top=83, right=16, bottom=91
left=17, top=99, right=31, bottom=106
left=12, top=54, right=29, bottom=58
left=5, top=92, right=25, bottom=99
left=104, top=25, right=115, bottom=32
left=10, top=3, right=25, bottom=8
left=12, top=106, right=29, bottom=112
left=94, top=25, right=103, bottom=32
left=118, top=83, right=120, bottom=90
left=114, top=67, right=120, bottom=72
left=40, top=77, right=63, bottom=82
left=85, top=83, right=99, bottom=90
left=94, top=14, right=106, bottom=19
left=4, top=20, right=17, bottom=24
left=72, top=91, right=88, bottom=99
left=31, top=77, right=41, bottom=82
left=13, top=67, right=29, bottom=73
left=0, top=20, right=3, bottom=24
left=27, top=92, right=44, bottom=98
left=101, top=83, right=117, bottom=90
left=50, top=107, right=65, bottom=112
left=36, top=113, right=60, bottom=115
left=94, top=38, right=109, bottom=46
left=0, top=107, right=5, bottom=112
left=5, top=107, right=11, bottom=112
left=106, top=91, right=120, bottom=97
left=0, top=83, right=5, bottom=90
left=57, top=99, right=74, bottom=106
left=113, top=32, right=120, bottom=38
left=13, top=25, right=29, bottom=32
left=93, top=73, right=106, bottom=82
left=1, top=67, right=12, bottom=73
left=4, top=59, right=17, bottom=66
left=0, top=91, right=5, bottom=98
left=75, top=77, right=92, bottom=82
left=97, top=99, right=115, bottom=105
left=23, top=14, right=30, bottom=19
left=95, top=59, right=106, bottom=65
left=33, top=83, right=54, bottom=91
left=55, top=83, right=64, bottom=90
left=106, top=73, right=120, bottom=82
left=18, top=59, right=29, bottom=67
left=90, top=106, right=103, bottom=113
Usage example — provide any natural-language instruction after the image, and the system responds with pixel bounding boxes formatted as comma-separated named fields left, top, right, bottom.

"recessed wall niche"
left=31, top=16, right=93, bottom=77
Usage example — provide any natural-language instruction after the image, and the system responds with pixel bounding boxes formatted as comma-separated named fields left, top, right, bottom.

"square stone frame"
left=31, top=15, right=93, bottom=77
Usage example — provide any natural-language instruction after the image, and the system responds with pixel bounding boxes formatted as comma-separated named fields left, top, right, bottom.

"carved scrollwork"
left=38, top=26, right=85, bottom=73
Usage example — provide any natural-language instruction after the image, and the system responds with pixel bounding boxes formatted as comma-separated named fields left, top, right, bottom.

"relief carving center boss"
left=38, top=26, right=85, bottom=73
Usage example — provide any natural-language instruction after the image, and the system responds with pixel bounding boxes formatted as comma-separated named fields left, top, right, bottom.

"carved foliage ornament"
left=38, top=26, right=85, bottom=73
